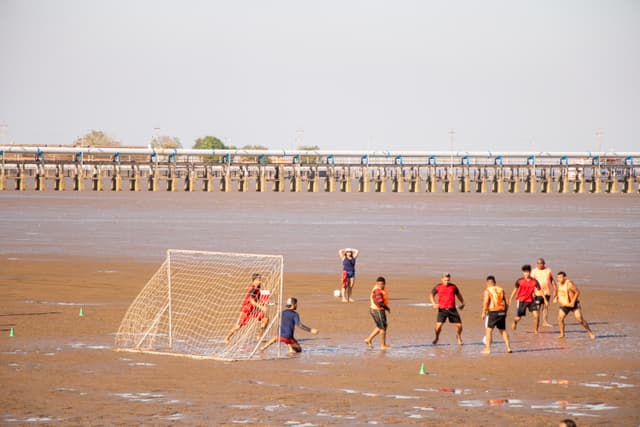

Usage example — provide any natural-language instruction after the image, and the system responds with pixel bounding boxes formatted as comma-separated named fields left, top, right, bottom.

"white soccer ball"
left=333, top=289, right=341, bottom=297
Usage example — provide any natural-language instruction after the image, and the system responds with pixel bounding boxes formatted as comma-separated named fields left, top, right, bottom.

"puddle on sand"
left=579, top=382, right=635, bottom=389
left=231, top=419, right=256, bottom=424
left=264, top=403, right=287, bottom=412
left=316, top=410, right=357, bottom=420
left=455, top=398, right=618, bottom=416
left=3, top=416, right=55, bottom=423
left=162, top=413, right=185, bottom=421
left=110, top=392, right=184, bottom=405
left=69, top=343, right=110, bottom=350
left=415, top=387, right=470, bottom=395
left=539, top=378, right=637, bottom=390
left=24, top=300, right=102, bottom=307
left=385, top=394, right=419, bottom=400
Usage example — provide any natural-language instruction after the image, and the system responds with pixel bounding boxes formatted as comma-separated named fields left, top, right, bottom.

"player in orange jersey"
left=481, top=275, right=512, bottom=354
left=364, top=277, right=391, bottom=350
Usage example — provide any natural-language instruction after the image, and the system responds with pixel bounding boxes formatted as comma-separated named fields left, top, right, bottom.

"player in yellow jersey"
left=554, top=271, right=595, bottom=340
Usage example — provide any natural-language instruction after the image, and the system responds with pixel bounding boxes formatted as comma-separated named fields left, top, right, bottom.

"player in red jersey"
left=224, top=273, right=269, bottom=344
left=508, top=264, right=543, bottom=333
left=430, top=273, right=465, bottom=345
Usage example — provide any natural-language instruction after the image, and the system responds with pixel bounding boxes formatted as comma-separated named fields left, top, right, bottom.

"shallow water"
left=1, top=192, right=638, bottom=288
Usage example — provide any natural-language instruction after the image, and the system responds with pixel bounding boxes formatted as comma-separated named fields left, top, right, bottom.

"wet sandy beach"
left=1, top=193, right=639, bottom=425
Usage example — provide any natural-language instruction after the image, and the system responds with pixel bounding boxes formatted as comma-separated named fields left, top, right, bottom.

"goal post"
left=115, top=249, right=284, bottom=361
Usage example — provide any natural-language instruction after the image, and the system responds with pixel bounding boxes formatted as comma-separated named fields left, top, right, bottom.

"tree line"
left=72, top=130, right=319, bottom=152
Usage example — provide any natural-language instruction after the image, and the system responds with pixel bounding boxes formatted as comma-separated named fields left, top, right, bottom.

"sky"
left=1, top=0, right=638, bottom=152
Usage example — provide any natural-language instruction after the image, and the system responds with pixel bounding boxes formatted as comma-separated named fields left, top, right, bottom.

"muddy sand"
left=1, top=256, right=638, bottom=426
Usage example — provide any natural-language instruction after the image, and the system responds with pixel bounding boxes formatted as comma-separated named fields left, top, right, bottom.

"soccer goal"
left=114, top=249, right=284, bottom=361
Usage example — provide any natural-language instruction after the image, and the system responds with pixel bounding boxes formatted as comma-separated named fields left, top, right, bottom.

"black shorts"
left=515, top=301, right=538, bottom=317
left=544, top=295, right=551, bottom=303
left=534, top=296, right=546, bottom=306
left=370, top=308, right=388, bottom=330
left=560, top=301, right=581, bottom=315
left=485, top=311, right=507, bottom=330
left=436, top=308, right=461, bottom=324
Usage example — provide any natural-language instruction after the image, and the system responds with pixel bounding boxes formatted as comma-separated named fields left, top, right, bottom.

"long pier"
left=0, top=146, right=638, bottom=194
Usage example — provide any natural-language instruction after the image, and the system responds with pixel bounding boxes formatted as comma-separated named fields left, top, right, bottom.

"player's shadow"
left=588, top=321, right=608, bottom=326
left=588, top=334, right=626, bottom=339
left=510, top=346, right=565, bottom=353
left=392, top=343, right=435, bottom=350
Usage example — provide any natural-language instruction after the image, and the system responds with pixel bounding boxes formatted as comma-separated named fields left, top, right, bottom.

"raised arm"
left=338, top=249, right=345, bottom=260
left=351, top=248, right=360, bottom=258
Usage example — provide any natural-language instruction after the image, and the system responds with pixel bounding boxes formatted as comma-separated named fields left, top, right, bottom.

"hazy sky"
left=1, top=0, right=638, bottom=152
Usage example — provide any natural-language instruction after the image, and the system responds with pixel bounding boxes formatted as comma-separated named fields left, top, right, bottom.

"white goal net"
left=114, top=249, right=284, bottom=361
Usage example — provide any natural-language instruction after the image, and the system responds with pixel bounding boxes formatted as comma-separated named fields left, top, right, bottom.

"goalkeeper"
left=260, top=297, right=318, bottom=354
left=224, top=273, right=269, bottom=344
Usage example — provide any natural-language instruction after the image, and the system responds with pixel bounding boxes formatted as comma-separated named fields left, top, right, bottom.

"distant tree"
left=192, top=135, right=238, bottom=162
left=150, top=135, right=182, bottom=149
left=193, top=136, right=228, bottom=150
left=73, top=130, right=121, bottom=147
left=298, top=145, right=321, bottom=164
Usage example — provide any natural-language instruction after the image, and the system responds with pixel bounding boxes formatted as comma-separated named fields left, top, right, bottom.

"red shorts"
left=237, top=308, right=265, bottom=327
left=279, top=336, right=298, bottom=346
left=341, top=271, right=349, bottom=287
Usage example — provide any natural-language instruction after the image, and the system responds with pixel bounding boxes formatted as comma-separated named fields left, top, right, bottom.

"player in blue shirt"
left=260, top=297, right=318, bottom=353
left=339, top=247, right=359, bottom=303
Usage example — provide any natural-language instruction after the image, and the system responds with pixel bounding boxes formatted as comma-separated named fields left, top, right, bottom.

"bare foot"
left=432, top=337, right=439, bottom=345
left=341, top=299, right=348, bottom=303
left=543, top=323, right=553, bottom=327
left=481, top=348, right=491, bottom=354
left=348, top=298, right=355, bottom=303
left=381, top=345, right=391, bottom=350
left=457, top=339, right=464, bottom=345
left=588, top=332, right=596, bottom=340
left=556, top=334, right=566, bottom=339
left=224, top=338, right=230, bottom=344
left=364, top=339, right=372, bottom=349
left=511, top=321, right=517, bottom=330
left=506, top=348, right=513, bottom=353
